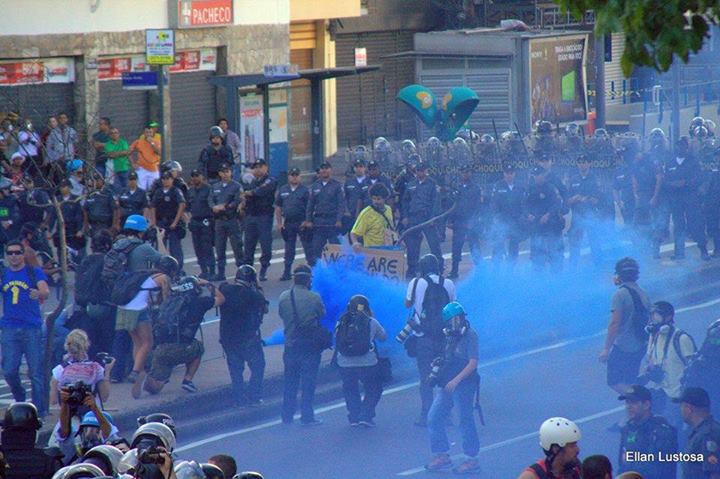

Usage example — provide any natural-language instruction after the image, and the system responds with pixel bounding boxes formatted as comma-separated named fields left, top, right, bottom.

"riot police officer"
left=198, top=130, right=234, bottom=182
left=567, top=155, right=603, bottom=269
left=617, top=385, right=678, bottom=478
left=83, top=175, right=116, bottom=237
left=448, top=164, right=483, bottom=279
left=704, top=150, right=720, bottom=257
left=242, top=159, right=277, bottom=282
left=1, top=402, right=63, bottom=479
left=303, top=161, right=345, bottom=266
left=187, top=169, right=216, bottom=280
left=51, top=179, right=85, bottom=260
left=490, top=163, right=526, bottom=267
left=114, top=170, right=148, bottom=230
left=343, top=159, right=370, bottom=237
left=677, top=387, right=720, bottom=479
left=148, top=161, right=188, bottom=200
left=401, top=161, right=443, bottom=278
left=209, top=163, right=243, bottom=281
left=149, top=170, right=187, bottom=270
left=275, top=167, right=311, bottom=280
left=525, top=167, right=564, bottom=272
left=662, top=137, right=709, bottom=260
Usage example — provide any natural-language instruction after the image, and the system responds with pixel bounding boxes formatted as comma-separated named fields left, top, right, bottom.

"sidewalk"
left=29, top=239, right=720, bottom=442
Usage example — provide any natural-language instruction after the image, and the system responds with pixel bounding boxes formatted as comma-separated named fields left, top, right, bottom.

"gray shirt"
left=278, top=285, right=326, bottom=348
left=336, top=317, right=385, bottom=368
left=113, top=237, right=162, bottom=272
left=208, top=180, right=243, bottom=217
left=611, top=282, right=651, bottom=352
left=450, top=327, right=480, bottom=363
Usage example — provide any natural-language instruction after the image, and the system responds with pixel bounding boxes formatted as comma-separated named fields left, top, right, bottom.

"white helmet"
left=83, top=445, right=125, bottom=477
left=131, top=422, right=176, bottom=452
left=52, top=463, right=106, bottom=479
left=539, top=417, right=581, bottom=452
left=175, top=460, right=207, bottom=479
left=118, top=449, right=139, bottom=475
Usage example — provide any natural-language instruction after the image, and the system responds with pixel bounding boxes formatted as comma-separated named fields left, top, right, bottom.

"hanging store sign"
left=178, top=0, right=233, bottom=28
left=0, top=57, right=75, bottom=86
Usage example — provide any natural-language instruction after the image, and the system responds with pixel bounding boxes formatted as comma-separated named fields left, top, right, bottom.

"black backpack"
left=101, top=239, right=142, bottom=289
left=621, top=285, right=650, bottom=341
left=74, top=253, right=108, bottom=307
left=335, top=312, right=372, bottom=357
left=153, top=290, right=195, bottom=344
left=419, top=275, right=450, bottom=340
left=109, top=271, right=155, bottom=306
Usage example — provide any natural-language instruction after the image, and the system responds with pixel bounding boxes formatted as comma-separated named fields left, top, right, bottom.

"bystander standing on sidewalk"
left=130, top=126, right=161, bottom=191
left=104, top=127, right=131, bottom=190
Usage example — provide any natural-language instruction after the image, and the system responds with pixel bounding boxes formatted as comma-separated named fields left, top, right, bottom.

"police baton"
left=397, top=203, right=457, bottom=244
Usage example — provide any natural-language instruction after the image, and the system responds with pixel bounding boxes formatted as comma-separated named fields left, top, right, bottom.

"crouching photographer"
left=424, top=302, right=481, bottom=475
left=142, top=276, right=224, bottom=396
left=121, top=423, right=177, bottom=479
left=55, top=387, right=118, bottom=465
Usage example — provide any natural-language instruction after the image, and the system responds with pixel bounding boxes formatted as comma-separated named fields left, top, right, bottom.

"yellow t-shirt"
left=351, top=205, right=393, bottom=247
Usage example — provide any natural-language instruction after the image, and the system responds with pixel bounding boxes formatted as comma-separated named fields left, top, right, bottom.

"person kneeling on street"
left=143, top=276, right=225, bottom=396
left=335, top=295, right=387, bottom=427
left=219, top=265, right=268, bottom=407
left=424, top=301, right=481, bottom=475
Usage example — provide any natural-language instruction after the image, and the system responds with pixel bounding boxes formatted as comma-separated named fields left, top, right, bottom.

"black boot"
left=280, top=265, right=292, bottom=281
left=198, top=264, right=209, bottom=280
left=259, top=265, right=268, bottom=282
left=448, top=264, right=459, bottom=279
left=211, top=266, right=225, bottom=282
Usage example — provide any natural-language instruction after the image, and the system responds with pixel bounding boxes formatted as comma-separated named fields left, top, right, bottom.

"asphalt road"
left=172, top=291, right=720, bottom=478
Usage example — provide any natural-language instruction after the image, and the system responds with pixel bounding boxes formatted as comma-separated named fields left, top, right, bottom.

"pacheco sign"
left=178, top=0, right=233, bottom=28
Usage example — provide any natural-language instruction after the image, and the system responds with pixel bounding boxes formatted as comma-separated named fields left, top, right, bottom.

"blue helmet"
left=442, top=301, right=465, bottom=321
left=67, top=158, right=84, bottom=172
left=81, top=411, right=115, bottom=428
left=124, top=214, right=148, bottom=233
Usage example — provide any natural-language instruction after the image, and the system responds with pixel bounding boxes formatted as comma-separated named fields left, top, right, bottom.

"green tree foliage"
left=555, top=0, right=716, bottom=76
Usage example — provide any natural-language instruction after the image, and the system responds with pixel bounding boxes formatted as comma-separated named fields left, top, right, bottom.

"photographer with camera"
left=142, top=276, right=224, bottom=396
left=50, top=329, right=113, bottom=410
left=55, top=390, right=116, bottom=465
left=640, top=301, right=697, bottom=426
left=424, top=302, right=481, bottom=475
left=128, top=422, right=177, bottom=479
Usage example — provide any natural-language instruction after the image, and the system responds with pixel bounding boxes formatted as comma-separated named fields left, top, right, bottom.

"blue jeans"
left=282, top=347, right=321, bottom=423
left=428, top=377, right=479, bottom=457
left=1, top=327, right=47, bottom=416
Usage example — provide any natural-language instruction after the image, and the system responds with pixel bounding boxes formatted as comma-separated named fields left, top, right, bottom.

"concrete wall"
left=0, top=0, right=288, bottom=35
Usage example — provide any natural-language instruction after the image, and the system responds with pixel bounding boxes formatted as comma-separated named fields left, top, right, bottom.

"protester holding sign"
left=351, top=184, right=395, bottom=250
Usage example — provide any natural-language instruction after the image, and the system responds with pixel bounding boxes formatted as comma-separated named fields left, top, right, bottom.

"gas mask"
left=78, top=426, right=104, bottom=455
left=645, top=314, right=673, bottom=335
left=445, top=315, right=468, bottom=336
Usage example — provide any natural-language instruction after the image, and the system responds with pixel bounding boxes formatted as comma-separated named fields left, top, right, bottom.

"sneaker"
left=301, top=418, right=323, bottom=426
left=110, top=377, right=122, bottom=384
left=453, top=459, right=481, bottom=475
left=127, top=370, right=139, bottom=384
left=181, top=380, right=198, bottom=393
left=359, top=419, right=376, bottom=428
left=131, top=371, right=146, bottom=399
left=424, top=454, right=452, bottom=472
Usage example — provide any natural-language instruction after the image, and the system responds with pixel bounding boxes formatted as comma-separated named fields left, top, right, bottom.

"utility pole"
left=671, top=59, right=681, bottom=148
left=594, top=33, right=606, bottom=129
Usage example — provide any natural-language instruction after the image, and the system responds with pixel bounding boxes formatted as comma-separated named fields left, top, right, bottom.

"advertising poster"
left=240, top=93, right=264, bottom=163
left=529, top=35, right=588, bottom=124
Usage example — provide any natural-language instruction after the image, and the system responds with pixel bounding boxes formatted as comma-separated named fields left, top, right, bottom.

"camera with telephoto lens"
left=95, top=352, right=114, bottom=365
left=638, top=365, right=665, bottom=385
left=396, top=317, right=418, bottom=344
left=426, top=357, right=445, bottom=387
left=137, top=437, right=166, bottom=465
left=65, top=381, right=93, bottom=407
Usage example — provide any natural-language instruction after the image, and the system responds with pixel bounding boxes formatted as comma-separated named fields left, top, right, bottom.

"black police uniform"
left=631, top=154, right=661, bottom=252
left=618, top=415, right=678, bottom=478
left=275, top=183, right=312, bottom=276
left=613, top=162, right=636, bottom=225
left=366, top=174, right=394, bottom=207
left=150, top=185, right=186, bottom=269
left=198, top=144, right=234, bottom=181
left=51, top=194, right=85, bottom=258
left=449, top=178, right=483, bottom=276
left=218, top=281, right=267, bottom=405
left=243, top=174, right=278, bottom=274
left=567, top=170, right=603, bottom=268
left=306, top=178, right=345, bottom=266
left=83, top=186, right=116, bottom=234
left=683, top=416, right=720, bottom=479
left=343, top=176, right=370, bottom=234
left=490, top=177, right=526, bottom=265
left=524, top=180, right=564, bottom=272
left=17, top=188, right=49, bottom=231
left=1, top=430, right=63, bottom=479
left=117, top=186, right=148, bottom=226
left=148, top=176, right=188, bottom=200
left=662, top=155, right=707, bottom=258
left=0, top=191, right=21, bottom=247
left=208, top=178, right=244, bottom=278
left=187, top=182, right=216, bottom=278
left=704, top=166, right=720, bottom=255
left=401, top=176, right=444, bottom=277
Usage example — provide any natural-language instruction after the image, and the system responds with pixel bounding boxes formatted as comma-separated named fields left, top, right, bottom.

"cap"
left=319, top=161, right=332, bottom=169
left=367, top=160, right=379, bottom=169
left=503, top=163, right=515, bottom=172
left=353, top=158, right=366, bottom=167
left=251, top=159, right=267, bottom=168
left=288, top=167, right=301, bottom=176
left=148, top=121, right=159, bottom=128
left=218, top=163, right=232, bottom=172
left=190, top=169, right=202, bottom=177
left=618, top=385, right=652, bottom=402
left=128, top=171, right=138, bottom=180
left=161, top=171, right=173, bottom=179
left=673, top=387, right=711, bottom=408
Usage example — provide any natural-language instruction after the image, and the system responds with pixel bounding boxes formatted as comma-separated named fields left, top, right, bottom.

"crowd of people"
left=1, top=110, right=720, bottom=478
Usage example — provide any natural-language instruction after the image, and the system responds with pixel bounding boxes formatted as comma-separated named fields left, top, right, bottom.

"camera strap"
left=650, top=326, right=675, bottom=366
